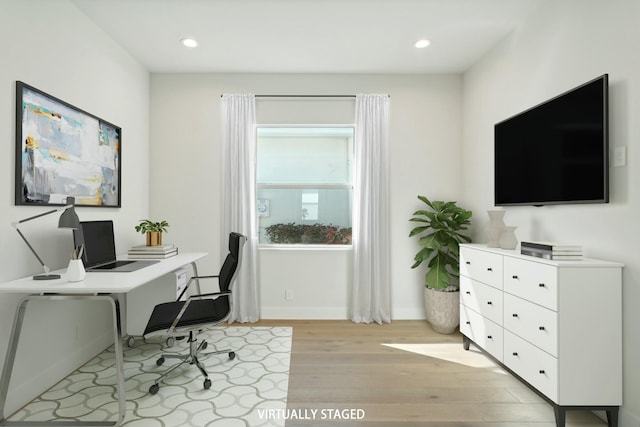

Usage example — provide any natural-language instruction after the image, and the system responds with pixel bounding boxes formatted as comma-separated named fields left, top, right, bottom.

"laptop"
left=73, top=220, right=158, bottom=272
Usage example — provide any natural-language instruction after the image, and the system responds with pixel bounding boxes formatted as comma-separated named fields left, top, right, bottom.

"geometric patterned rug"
left=9, top=326, right=291, bottom=427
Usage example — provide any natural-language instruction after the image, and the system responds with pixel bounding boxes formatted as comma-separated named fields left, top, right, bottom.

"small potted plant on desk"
left=409, top=196, right=472, bottom=334
left=135, top=219, right=169, bottom=246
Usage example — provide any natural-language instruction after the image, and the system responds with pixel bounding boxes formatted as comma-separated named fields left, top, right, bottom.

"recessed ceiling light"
left=414, top=39, right=431, bottom=48
left=180, top=38, right=199, bottom=48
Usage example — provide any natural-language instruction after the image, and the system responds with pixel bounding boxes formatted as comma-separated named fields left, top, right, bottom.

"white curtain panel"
left=221, top=94, right=260, bottom=323
left=351, top=94, right=391, bottom=324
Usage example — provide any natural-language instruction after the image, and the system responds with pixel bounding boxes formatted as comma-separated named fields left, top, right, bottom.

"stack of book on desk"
left=520, top=241, right=583, bottom=260
left=128, top=244, right=178, bottom=259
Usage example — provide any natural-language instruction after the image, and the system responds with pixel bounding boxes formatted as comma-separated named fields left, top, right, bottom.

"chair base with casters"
left=142, top=232, right=247, bottom=395
left=143, top=292, right=237, bottom=394
left=148, top=329, right=236, bottom=395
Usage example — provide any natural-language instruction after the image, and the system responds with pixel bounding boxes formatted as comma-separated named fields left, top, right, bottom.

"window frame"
left=255, top=124, right=355, bottom=248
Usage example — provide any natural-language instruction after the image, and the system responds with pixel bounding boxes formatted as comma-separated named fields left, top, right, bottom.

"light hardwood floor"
left=255, top=319, right=608, bottom=427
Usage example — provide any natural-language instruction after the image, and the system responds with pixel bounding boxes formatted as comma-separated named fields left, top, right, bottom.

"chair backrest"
left=219, top=232, right=246, bottom=292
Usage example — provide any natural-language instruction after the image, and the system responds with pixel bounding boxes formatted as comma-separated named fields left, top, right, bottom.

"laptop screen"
left=73, top=220, right=117, bottom=268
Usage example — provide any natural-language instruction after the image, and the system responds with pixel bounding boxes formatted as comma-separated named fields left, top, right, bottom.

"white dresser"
left=459, top=244, right=622, bottom=427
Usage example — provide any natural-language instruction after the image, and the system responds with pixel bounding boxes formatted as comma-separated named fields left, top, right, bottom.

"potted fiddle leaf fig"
left=135, top=219, right=169, bottom=246
left=409, top=196, right=472, bottom=334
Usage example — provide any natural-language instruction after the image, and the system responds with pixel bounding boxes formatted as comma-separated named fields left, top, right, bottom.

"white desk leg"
left=0, top=296, right=29, bottom=425
left=0, top=294, right=126, bottom=426
left=105, top=294, right=126, bottom=426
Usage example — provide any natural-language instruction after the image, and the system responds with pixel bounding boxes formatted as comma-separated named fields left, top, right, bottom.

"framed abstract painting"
left=15, top=81, right=121, bottom=207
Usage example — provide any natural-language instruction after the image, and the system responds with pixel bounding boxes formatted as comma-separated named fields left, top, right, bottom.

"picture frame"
left=15, top=81, right=121, bottom=207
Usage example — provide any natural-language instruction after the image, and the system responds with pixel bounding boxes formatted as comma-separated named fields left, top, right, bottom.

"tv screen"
left=494, top=74, right=609, bottom=206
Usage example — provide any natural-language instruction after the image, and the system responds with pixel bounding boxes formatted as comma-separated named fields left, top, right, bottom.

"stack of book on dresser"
left=128, top=244, right=178, bottom=259
left=520, top=241, right=583, bottom=260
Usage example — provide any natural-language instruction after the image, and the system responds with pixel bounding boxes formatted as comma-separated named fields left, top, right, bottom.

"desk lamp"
left=11, top=197, right=81, bottom=280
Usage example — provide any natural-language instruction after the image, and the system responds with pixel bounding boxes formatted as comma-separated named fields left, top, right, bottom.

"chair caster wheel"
left=127, top=337, right=135, bottom=348
left=166, top=337, right=175, bottom=348
left=203, top=379, right=211, bottom=390
left=229, top=351, right=236, bottom=360
left=201, top=341, right=208, bottom=350
left=156, top=357, right=165, bottom=366
left=149, top=383, right=159, bottom=395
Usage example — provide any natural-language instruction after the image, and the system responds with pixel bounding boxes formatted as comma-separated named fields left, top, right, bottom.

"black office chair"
left=143, top=232, right=246, bottom=394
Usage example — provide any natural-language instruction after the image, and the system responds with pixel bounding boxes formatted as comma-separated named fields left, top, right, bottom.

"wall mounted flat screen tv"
left=494, top=74, right=609, bottom=206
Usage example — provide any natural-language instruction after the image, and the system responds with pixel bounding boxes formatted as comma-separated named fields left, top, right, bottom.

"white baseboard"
left=391, top=307, right=426, bottom=320
left=260, top=306, right=427, bottom=320
left=261, top=306, right=349, bottom=319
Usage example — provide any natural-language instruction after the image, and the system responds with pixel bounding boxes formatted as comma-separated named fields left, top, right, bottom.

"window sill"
left=258, top=244, right=352, bottom=251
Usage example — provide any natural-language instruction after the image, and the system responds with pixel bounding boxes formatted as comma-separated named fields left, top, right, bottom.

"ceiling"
left=71, top=0, right=543, bottom=74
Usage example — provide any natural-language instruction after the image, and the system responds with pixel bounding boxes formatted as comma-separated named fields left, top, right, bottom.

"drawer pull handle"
left=466, top=321, right=471, bottom=325
left=487, top=335, right=492, bottom=339
left=466, top=261, right=471, bottom=265
left=539, top=283, right=546, bottom=288
left=539, top=370, right=546, bottom=374
left=487, top=267, right=493, bottom=272
left=512, top=352, right=518, bottom=356
left=487, top=301, right=493, bottom=305
left=512, top=275, right=519, bottom=279
left=512, top=313, right=519, bottom=318
left=466, top=291, right=471, bottom=295
left=539, top=326, right=546, bottom=331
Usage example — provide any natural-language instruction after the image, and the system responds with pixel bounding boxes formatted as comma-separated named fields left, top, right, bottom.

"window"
left=256, top=126, right=354, bottom=245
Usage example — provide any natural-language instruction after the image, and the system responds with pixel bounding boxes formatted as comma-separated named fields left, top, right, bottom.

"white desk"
left=0, top=252, right=207, bottom=426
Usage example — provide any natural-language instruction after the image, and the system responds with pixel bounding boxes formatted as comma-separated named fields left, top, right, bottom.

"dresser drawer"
left=503, top=293, right=558, bottom=356
left=460, top=277, right=503, bottom=325
left=460, top=247, right=503, bottom=289
left=460, top=305, right=503, bottom=362
left=504, top=330, right=558, bottom=402
left=503, top=256, right=558, bottom=310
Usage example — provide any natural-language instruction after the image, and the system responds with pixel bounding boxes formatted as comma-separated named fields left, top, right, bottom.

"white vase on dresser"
left=486, top=210, right=505, bottom=248
left=498, top=225, right=518, bottom=249
left=458, top=243, right=623, bottom=427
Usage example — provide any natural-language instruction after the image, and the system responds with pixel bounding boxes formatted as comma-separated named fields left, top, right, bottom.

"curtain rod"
left=257, top=94, right=356, bottom=98
left=219, top=94, right=390, bottom=98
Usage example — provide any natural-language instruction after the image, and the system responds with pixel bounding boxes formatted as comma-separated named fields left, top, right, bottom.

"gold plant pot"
left=146, top=231, right=163, bottom=246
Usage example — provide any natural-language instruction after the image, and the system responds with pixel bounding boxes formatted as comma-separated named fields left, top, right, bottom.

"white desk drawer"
left=460, top=277, right=503, bottom=325
left=504, top=257, right=557, bottom=310
left=460, top=305, right=503, bottom=362
left=504, top=293, right=558, bottom=356
left=504, top=330, right=558, bottom=402
left=460, top=247, right=503, bottom=289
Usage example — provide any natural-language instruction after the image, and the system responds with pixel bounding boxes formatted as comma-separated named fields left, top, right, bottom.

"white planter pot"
left=424, top=287, right=460, bottom=334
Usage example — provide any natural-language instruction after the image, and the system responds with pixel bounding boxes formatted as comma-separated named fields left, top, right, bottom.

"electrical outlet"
left=613, top=146, right=626, bottom=167
left=285, top=289, right=294, bottom=301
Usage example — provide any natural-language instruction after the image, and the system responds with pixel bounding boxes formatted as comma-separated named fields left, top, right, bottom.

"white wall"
left=150, top=73, right=462, bottom=320
left=462, top=1, right=640, bottom=425
left=7, top=0, right=636, bottom=422
left=0, top=0, right=149, bottom=414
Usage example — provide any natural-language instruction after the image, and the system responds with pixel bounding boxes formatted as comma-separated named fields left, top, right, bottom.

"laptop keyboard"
left=92, top=260, right=135, bottom=270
